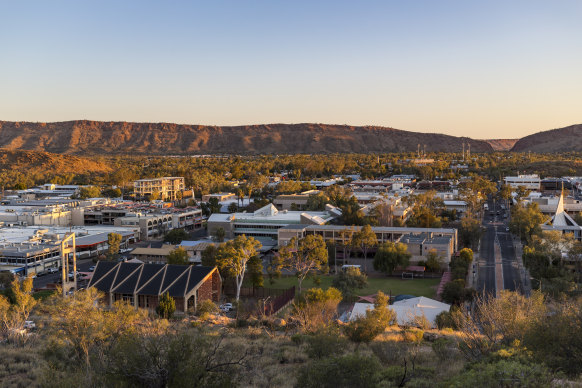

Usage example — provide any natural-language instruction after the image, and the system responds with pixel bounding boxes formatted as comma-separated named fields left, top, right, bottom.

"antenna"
left=467, top=143, right=471, bottom=159
left=417, top=144, right=420, bottom=158
left=462, top=142, right=465, bottom=162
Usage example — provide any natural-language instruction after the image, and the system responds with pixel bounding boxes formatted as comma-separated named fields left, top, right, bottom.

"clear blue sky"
left=1, top=1, right=581, bottom=139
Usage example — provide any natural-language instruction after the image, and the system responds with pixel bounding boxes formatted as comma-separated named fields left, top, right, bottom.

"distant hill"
left=485, top=139, right=519, bottom=151
left=0, top=121, right=494, bottom=155
left=0, top=149, right=111, bottom=175
left=511, top=124, right=582, bottom=152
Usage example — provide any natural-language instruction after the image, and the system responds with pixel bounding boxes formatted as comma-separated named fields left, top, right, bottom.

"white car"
left=219, top=303, right=233, bottom=312
left=24, top=321, right=35, bottom=330
left=47, top=268, right=59, bottom=274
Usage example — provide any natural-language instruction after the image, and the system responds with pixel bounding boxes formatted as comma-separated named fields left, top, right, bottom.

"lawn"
left=263, top=275, right=440, bottom=298
left=33, top=290, right=57, bottom=300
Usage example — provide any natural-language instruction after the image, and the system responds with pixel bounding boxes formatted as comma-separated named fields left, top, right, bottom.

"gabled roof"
left=544, top=190, right=581, bottom=229
left=89, top=261, right=217, bottom=298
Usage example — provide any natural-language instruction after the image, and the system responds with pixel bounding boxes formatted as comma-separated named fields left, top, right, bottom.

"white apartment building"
left=504, top=175, right=541, bottom=191
left=133, top=177, right=185, bottom=201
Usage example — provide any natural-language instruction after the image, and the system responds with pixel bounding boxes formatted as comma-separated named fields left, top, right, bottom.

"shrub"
left=196, top=300, right=218, bottom=319
left=305, top=329, right=346, bottom=359
left=156, top=292, right=175, bottom=319
left=296, top=354, right=384, bottom=388
left=402, top=328, right=424, bottom=343
left=435, top=310, right=457, bottom=330
left=431, top=338, right=455, bottom=361
left=445, top=359, right=552, bottom=388
left=344, top=291, right=395, bottom=345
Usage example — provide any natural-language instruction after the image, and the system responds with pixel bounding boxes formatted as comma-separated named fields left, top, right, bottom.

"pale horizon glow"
left=1, top=1, right=581, bottom=139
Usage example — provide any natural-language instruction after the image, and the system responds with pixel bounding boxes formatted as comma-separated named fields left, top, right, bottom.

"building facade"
left=133, top=177, right=185, bottom=201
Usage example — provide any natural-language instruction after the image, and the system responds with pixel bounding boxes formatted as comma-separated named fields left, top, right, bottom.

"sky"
left=1, top=1, right=581, bottom=139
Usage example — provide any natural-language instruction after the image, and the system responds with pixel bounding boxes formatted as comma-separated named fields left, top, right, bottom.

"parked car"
left=219, top=303, right=233, bottom=312
left=23, top=321, right=35, bottom=330
left=88, top=266, right=96, bottom=272
left=47, top=268, right=59, bottom=274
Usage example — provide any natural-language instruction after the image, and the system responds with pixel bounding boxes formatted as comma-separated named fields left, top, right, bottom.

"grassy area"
left=33, top=290, right=57, bottom=300
left=264, top=276, right=440, bottom=298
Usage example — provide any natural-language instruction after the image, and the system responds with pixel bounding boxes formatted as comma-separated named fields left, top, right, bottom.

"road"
left=476, top=199, right=523, bottom=296
left=33, top=259, right=95, bottom=289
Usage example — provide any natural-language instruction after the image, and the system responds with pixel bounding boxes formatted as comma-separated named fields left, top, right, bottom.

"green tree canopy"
left=373, top=242, right=411, bottom=275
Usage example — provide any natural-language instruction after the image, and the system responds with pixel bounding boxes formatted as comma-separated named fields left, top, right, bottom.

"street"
left=476, top=199, right=523, bottom=297
left=33, top=259, right=95, bottom=289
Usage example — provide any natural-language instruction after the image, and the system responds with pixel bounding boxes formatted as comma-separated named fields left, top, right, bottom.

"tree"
left=148, top=190, right=161, bottom=202
left=270, top=235, right=328, bottom=294
left=78, top=186, right=101, bottom=199
left=163, top=228, right=189, bottom=244
left=441, top=279, right=466, bottom=305
left=107, top=233, right=122, bottom=261
left=157, top=292, right=176, bottom=319
left=370, top=201, right=394, bottom=227
left=247, top=255, right=264, bottom=288
left=167, top=247, right=189, bottom=265
left=344, top=291, right=395, bottom=345
left=425, top=249, right=444, bottom=272
left=459, top=214, right=482, bottom=249
left=207, top=197, right=221, bottom=214
left=0, top=276, right=37, bottom=339
left=201, top=245, right=218, bottom=267
left=332, top=267, right=367, bottom=299
left=213, top=227, right=226, bottom=243
left=509, top=202, right=545, bottom=243
left=215, top=235, right=262, bottom=301
left=43, top=288, right=148, bottom=371
left=352, top=225, right=378, bottom=272
left=291, top=287, right=342, bottom=332
left=227, top=202, right=238, bottom=213
left=373, top=242, right=411, bottom=275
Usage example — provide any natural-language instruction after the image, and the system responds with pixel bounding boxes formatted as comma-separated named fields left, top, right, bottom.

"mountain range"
left=0, top=120, right=579, bottom=155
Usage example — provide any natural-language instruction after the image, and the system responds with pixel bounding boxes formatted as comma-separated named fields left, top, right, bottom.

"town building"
left=273, top=190, right=321, bottom=210
left=0, top=225, right=138, bottom=276
left=201, top=192, right=236, bottom=202
left=207, top=203, right=341, bottom=249
left=278, top=224, right=457, bottom=263
left=88, top=261, right=221, bottom=313
left=504, top=174, right=541, bottom=191
left=133, top=177, right=185, bottom=201
left=541, top=191, right=582, bottom=240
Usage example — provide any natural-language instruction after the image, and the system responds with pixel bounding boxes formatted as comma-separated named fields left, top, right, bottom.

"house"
left=88, top=261, right=221, bottom=313
left=348, top=296, right=450, bottom=328
left=129, top=245, right=177, bottom=263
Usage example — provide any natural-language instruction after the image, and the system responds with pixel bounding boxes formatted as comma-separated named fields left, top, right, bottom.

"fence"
left=259, top=286, right=296, bottom=316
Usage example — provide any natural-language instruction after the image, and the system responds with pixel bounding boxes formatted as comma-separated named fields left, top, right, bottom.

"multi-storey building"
left=133, top=177, right=185, bottom=201
left=504, top=174, right=541, bottom=191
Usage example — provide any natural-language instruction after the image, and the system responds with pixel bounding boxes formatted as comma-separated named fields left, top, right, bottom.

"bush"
left=343, top=292, right=395, bottom=345
left=305, top=330, right=346, bottom=359
left=445, top=359, right=553, bottom=388
left=435, top=310, right=457, bottom=330
left=402, top=328, right=424, bottom=343
left=441, top=280, right=466, bottom=305
left=196, top=300, right=218, bottom=319
left=296, top=354, right=384, bottom=388
left=431, top=338, right=455, bottom=361
left=156, top=292, right=175, bottom=319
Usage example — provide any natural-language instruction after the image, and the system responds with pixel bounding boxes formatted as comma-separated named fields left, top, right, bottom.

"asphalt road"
left=477, top=200, right=523, bottom=296
left=33, top=258, right=95, bottom=289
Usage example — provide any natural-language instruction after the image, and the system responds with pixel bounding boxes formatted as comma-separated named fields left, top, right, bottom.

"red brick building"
left=88, top=261, right=221, bottom=313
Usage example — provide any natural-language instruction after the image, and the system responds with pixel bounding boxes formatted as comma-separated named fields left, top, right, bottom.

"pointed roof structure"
left=545, top=189, right=579, bottom=228
left=541, top=188, right=582, bottom=240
